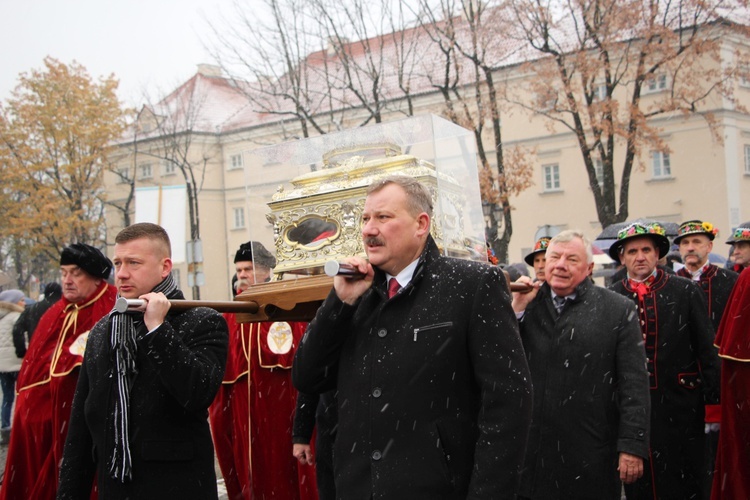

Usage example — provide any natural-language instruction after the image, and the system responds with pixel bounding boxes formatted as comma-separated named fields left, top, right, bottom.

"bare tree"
left=207, top=0, right=422, bottom=138
left=415, top=0, right=534, bottom=262
left=121, top=82, right=220, bottom=298
left=505, top=0, right=750, bottom=228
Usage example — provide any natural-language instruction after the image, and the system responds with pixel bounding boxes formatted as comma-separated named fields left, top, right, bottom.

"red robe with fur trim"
left=0, top=282, right=116, bottom=500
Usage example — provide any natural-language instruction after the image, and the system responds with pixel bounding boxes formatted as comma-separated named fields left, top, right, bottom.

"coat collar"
left=373, top=235, right=439, bottom=297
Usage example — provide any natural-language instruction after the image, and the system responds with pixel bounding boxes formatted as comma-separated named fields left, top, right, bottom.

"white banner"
left=135, top=185, right=187, bottom=263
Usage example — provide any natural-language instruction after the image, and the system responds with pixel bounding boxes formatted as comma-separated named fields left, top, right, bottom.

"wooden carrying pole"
left=115, top=271, right=532, bottom=324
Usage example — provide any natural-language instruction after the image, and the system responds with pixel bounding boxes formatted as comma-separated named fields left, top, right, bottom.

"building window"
left=594, top=158, right=604, bottom=186
left=162, top=161, right=177, bottom=176
left=229, top=154, right=243, bottom=170
left=740, top=63, right=750, bottom=88
left=542, top=164, right=560, bottom=191
left=537, top=91, right=557, bottom=112
left=644, top=74, right=668, bottom=94
left=138, top=163, right=153, bottom=179
left=593, top=83, right=608, bottom=101
left=744, top=145, right=750, bottom=174
left=233, top=207, right=245, bottom=229
left=651, top=151, right=671, bottom=178
left=117, top=167, right=131, bottom=184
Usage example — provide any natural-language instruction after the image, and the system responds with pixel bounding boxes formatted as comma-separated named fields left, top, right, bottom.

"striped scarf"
left=108, top=274, right=177, bottom=482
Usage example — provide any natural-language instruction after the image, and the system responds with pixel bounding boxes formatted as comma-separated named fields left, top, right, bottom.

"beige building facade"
left=104, top=28, right=750, bottom=300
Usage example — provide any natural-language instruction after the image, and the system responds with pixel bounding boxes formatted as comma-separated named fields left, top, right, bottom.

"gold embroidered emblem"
left=69, top=330, right=90, bottom=356
left=266, top=322, right=293, bottom=354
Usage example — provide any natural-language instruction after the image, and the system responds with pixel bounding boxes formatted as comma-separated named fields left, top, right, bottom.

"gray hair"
left=367, top=175, right=433, bottom=218
left=549, top=229, right=594, bottom=264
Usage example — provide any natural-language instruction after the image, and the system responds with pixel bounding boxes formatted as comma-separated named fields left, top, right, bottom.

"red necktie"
left=388, top=278, right=401, bottom=299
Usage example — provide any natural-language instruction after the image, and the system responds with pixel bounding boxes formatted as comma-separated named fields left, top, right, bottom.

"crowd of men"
left=0, top=176, right=747, bottom=500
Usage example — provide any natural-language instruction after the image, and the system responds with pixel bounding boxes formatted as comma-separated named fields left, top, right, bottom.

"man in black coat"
left=512, top=230, right=650, bottom=500
left=609, top=222, right=720, bottom=500
left=675, top=219, right=738, bottom=498
left=11, top=282, right=62, bottom=358
left=57, top=223, right=228, bottom=499
left=292, top=175, right=533, bottom=500
left=675, top=220, right=738, bottom=331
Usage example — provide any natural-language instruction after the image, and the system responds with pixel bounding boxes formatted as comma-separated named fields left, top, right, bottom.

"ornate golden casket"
left=235, top=115, right=486, bottom=321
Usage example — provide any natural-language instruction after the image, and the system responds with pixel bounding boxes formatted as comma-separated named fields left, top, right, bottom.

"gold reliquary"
left=264, top=142, right=478, bottom=276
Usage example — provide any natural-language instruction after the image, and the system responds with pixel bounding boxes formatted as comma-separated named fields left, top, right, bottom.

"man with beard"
left=293, top=175, right=532, bottom=499
left=1, top=244, right=116, bottom=500
left=57, top=223, right=227, bottom=498
left=609, top=222, right=721, bottom=500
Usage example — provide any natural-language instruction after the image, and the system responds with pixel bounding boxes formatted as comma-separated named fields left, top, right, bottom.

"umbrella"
left=596, top=218, right=680, bottom=240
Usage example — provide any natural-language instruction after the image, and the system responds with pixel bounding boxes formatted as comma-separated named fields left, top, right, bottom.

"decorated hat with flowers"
left=673, top=220, right=719, bottom=244
left=725, top=221, right=750, bottom=244
left=608, top=222, right=671, bottom=262
left=524, top=237, right=551, bottom=266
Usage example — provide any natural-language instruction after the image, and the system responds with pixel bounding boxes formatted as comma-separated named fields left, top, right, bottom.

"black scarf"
left=108, top=274, right=178, bottom=482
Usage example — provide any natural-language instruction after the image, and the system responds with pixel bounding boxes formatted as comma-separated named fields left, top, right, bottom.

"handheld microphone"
left=324, top=261, right=366, bottom=280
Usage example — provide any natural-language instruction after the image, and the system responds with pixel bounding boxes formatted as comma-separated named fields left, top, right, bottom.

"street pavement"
left=0, top=439, right=229, bottom=498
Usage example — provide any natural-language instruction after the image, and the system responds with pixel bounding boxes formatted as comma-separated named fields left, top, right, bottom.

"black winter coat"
left=676, top=264, right=738, bottom=332
left=57, top=294, right=228, bottom=500
left=518, top=278, right=650, bottom=500
left=293, top=237, right=533, bottom=500
left=610, top=270, right=720, bottom=499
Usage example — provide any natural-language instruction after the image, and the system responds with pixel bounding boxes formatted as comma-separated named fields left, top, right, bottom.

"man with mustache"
left=674, top=220, right=738, bottom=497
left=524, top=236, right=550, bottom=282
left=1, top=243, right=116, bottom=500
left=293, top=175, right=532, bottom=499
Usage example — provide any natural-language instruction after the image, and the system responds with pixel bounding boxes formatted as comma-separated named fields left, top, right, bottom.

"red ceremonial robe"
left=210, top=317, right=317, bottom=500
left=711, top=268, right=750, bottom=500
left=0, top=282, right=116, bottom=500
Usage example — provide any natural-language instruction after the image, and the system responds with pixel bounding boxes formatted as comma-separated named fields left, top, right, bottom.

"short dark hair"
left=366, top=175, right=433, bottom=218
left=116, top=223, right=172, bottom=257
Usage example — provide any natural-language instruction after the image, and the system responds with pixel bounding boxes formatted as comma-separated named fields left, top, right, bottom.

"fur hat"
left=60, top=243, right=113, bottom=280
left=725, top=222, right=750, bottom=244
left=0, top=289, right=25, bottom=305
left=233, top=241, right=277, bottom=269
left=524, top=237, right=551, bottom=266
left=608, top=222, right=670, bottom=262
left=674, top=220, right=719, bottom=244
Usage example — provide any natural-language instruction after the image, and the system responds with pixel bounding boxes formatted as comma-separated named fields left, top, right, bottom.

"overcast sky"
left=0, top=0, right=224, bottom=107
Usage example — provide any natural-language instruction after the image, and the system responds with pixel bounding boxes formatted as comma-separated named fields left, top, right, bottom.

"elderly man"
left=609, top=222, right=721, bottom=500
left=511, top=230, right=650, bottom=499
left=726, top=221, right=750, bottom=273
left=675, top=220, right=738, bottom=330
left=524, top=236, right=550, bottom=282
left=674, top=219, right=738, bottom=496
left=58, top=222, right=228, bottom=498
left=293, top=175, right=532, bottom=499
left=0, top=244, right=116, bottom=500
left=209, top=241, right=316, bottom=500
